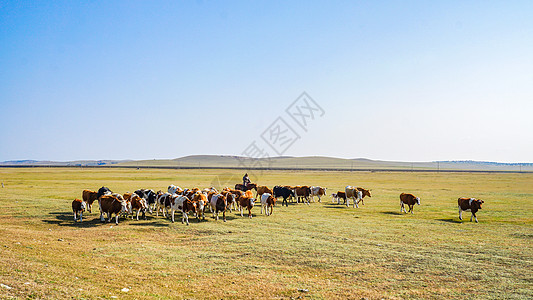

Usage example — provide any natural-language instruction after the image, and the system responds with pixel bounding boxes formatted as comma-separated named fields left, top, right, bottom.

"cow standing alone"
left=458, top=197, right=484, bottom=223
left=399, top=193, right=420, bottom=214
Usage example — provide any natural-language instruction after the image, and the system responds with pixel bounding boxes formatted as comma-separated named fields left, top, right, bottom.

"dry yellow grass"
left=0, top=168, right=531, bottom=299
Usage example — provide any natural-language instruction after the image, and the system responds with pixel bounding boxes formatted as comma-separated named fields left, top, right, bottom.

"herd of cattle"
left=71, top=183, right=485, bottom=225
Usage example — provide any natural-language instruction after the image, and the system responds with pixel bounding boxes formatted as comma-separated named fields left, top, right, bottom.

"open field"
left=0, top=168, right=532, bottom=299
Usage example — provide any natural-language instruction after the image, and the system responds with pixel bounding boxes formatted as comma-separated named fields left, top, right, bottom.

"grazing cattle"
left=235, top=183, right=257, bottom=192
left=294, top=186, right=311, bottom=205
left=260, top=193, right=276, bottom=216
left=209, top=194, right=228, bottom=221
left=227, top=189, right=243, bottom=211
left=238, top=195, right=255, bottom=218
left=310, top=186, right=327, bottom=203
left=356, top=187, right=372, bottom=205
left=168, top=185, right=183, bottom=195
left=127, top=193, right=147, bottom=220
left=156, top=192, right=174, bottom=217
left=72, top=198, right=86, bottom=222
left=332, top=191, right=347, bottom=204
left=183, top=188, right=200, bottom=199
left=134, top=189, right=158, bottom=213
left=458, top=197, right=484, bottom=223
left=99, top=195, right=128, bottom=225
left=273, top=186, right=295, bottom=207
left=399, top=193, right=420, bottom=214
left=191, top=192, right=208, bottom=221
left=221, top=190, right=236, bottom=212
left=256, top=185, right=273, bottom=200
left=170, top=195, right=196, bottom=225
left=82, top=189, right=98, bottom=213
left=202, top=187, right=218, bottom=194
left=345, top=186, right=363, bottom=208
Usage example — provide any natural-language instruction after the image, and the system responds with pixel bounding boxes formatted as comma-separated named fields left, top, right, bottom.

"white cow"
left=345, top=186, right=363, bottom=208
left=310, top=186, right=327, bottom=203
left=168, top=185, right=183, bottom=195
left=170, top=195, right=195, bottom=224
left=260, top=193, right=276, bottom=216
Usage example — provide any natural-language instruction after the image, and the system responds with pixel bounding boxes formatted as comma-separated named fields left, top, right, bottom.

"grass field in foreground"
left=0, top=168, right=531, bottom=299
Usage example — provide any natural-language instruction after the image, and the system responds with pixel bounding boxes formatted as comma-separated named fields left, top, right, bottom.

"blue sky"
left=1, top=1, right=532, bottom=162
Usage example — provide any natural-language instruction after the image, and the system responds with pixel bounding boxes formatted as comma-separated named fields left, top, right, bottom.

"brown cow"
left=99, top=195, right=128, bottom=225
left=82, top=189, right=98, bottom=213
left=72, top=198, right=86, bottom=222
left=209, top=194, right=228, bottom=221
left=356, top=187, right=372, bottom=205
left=221, top=190, right=236, bottom=212
left=256, top=185, right=273, bottom=200
left=458, top=197, right=484, bottom=223
left=238, top=195, right=255, bottom=218
left=129, top=194, right=147, bottom=220
left=400, top=193, right=420, bottom=214
left=294, top=186, right=311, bottom=205
left=191, top=192, right=208, bottom=221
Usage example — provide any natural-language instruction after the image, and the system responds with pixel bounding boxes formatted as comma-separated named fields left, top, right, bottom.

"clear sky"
left=1, top=1, right=532, bottom=163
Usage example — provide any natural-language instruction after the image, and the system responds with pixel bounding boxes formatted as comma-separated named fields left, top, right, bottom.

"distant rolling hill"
left=115, top=155, right=533, bottom=172
left=1, top=156, right=531, bottom=171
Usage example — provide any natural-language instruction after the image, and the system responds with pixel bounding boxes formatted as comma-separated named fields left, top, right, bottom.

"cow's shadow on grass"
left=43, top=212, right=103, bottom=228
left=44, top=212, right=169, bottom=228
left=437, top=218, right=462, bottom=224
left=381, top=211, right=403, bottom=216
left=323, top=203, right=350, bottom=209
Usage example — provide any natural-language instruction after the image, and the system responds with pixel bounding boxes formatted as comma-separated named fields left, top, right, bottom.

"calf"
left=99, top=195, right=128, bottom=225
left=260, top=193, right=276, bottom=216
left=221, top=190, right=236, bottom=212
left=332, top=191, right=347, bottom=204
left=72, top=198, right=86, bottom=222
left=345, top=186, right=363, bottom=208
left=209, top=194, right=228, bottom=221
left=310, top=186, right=327, bottom=203
left=400, top=193, right=420, bottom=214
left=238, top=195, right=255, bottom=218
left=458, top=197, right=484, bottom=223
left=273, top=186, right=295, bottom=207
left=170, top=195, right=196, bottom=225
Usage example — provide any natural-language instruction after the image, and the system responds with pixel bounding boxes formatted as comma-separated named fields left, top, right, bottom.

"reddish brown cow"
left=221, top=190, right=236, bottom=212
left=458, top=197, right=484, bottom=223
left=191, top=192, right=208, bottom=221
left=170, top=195, right=196, bottom=225
left=294, top=186, right=311, bottom=205
left=400, top=193, right=420, bottom=214
left=256, top=185, right=273, bottom=200
left=99, top=195, right=128, bottom=225
left=72, top=198, right=86, bottom=222
left=356, top=187, right=372, bottom=205
left=238, top=195, right=255, bottom=219
left=260, top=193, right=276, bottom=216
left=82, top=189, right=98, bottom=213
left=129, top=194, right=147, bottom=220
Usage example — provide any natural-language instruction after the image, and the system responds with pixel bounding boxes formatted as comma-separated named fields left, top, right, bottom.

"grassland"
left=0, top=168, right=531, bottom=299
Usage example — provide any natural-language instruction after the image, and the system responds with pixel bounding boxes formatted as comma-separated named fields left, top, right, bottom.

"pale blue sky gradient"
left=1, top=1, right=532, bottom=162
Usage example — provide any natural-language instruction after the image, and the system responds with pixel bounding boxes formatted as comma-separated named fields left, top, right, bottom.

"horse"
left=235, top=182, right=257, bottom=192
